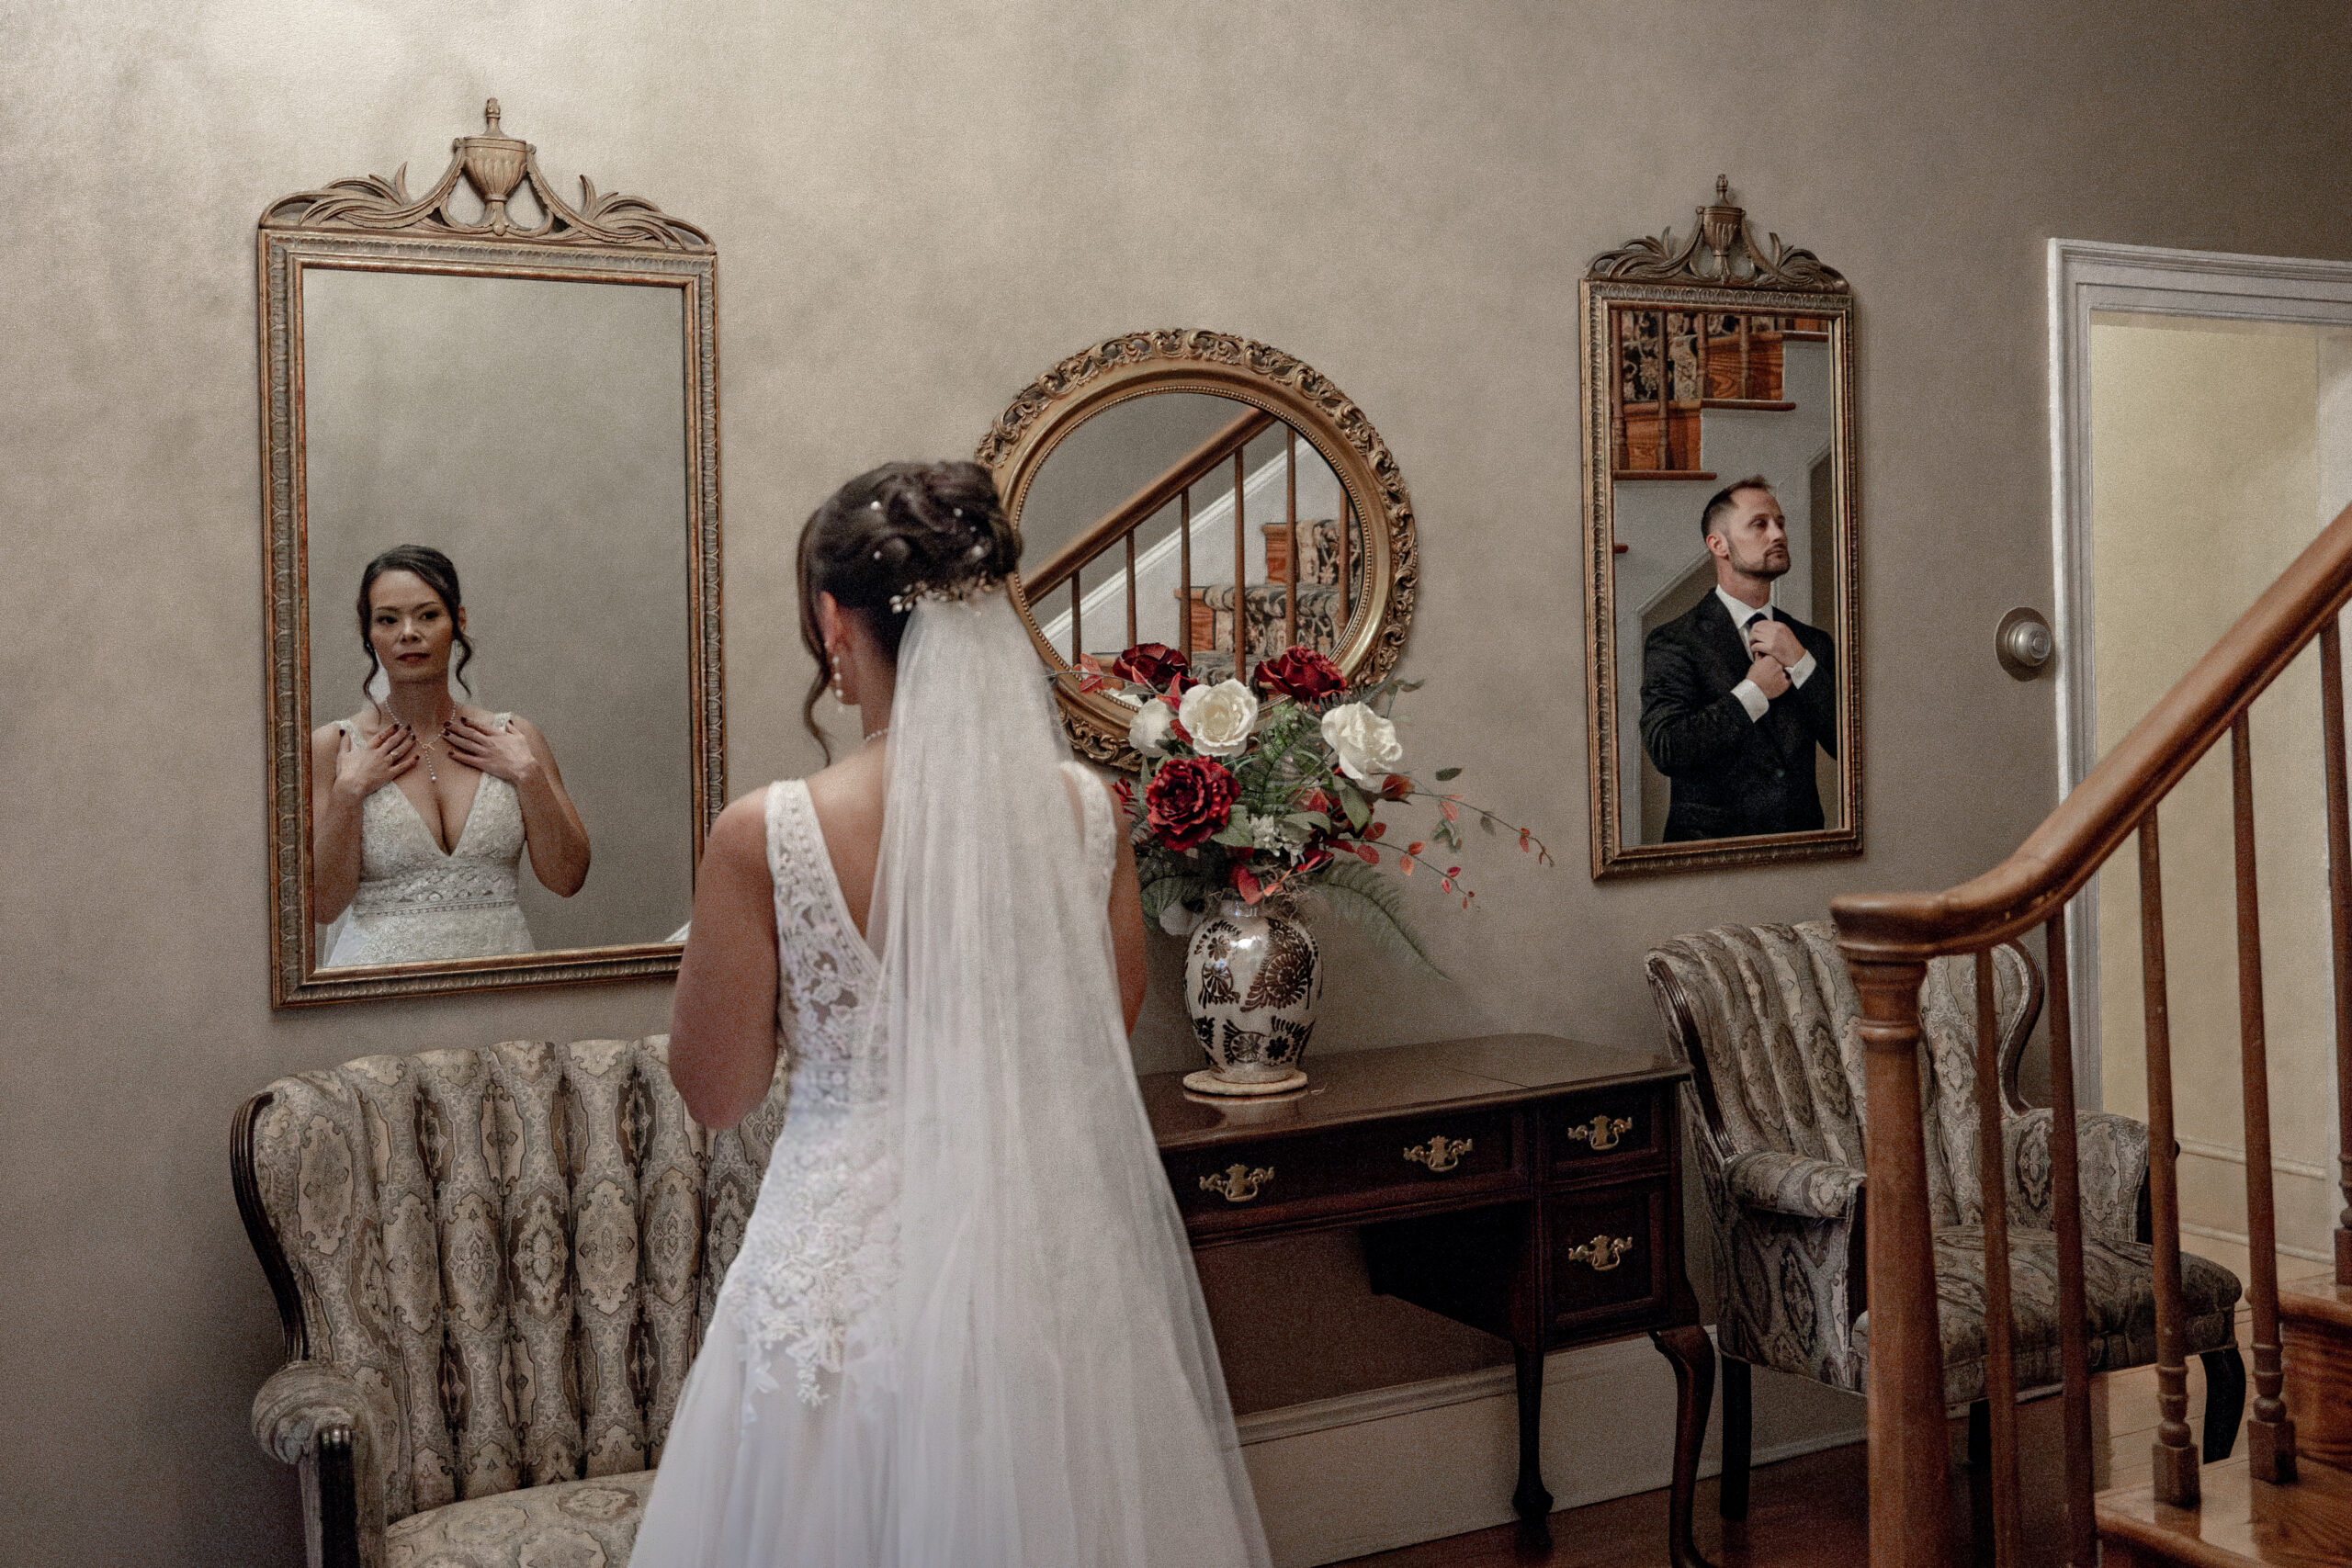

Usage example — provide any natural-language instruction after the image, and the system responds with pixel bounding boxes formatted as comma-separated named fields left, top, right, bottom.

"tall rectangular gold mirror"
left=1580, top=182, right=1860, bottom=878
left=260, top=103, right=723, bottom=1005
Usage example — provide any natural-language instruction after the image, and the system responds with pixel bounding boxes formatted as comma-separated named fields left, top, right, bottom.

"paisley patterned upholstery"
left=236, top=1036, right=786, bottom=1568
left=1646, top=920, right=2239, bottom=1407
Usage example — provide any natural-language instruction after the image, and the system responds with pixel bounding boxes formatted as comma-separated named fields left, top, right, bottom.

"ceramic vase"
left=1182, top=897, right=1321, bottom=1095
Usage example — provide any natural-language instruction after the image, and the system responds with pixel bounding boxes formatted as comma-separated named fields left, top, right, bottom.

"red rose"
left=1252, top=645, right=1345, bottom=701
left=1113, top=642, right=1193, bottom=694
left=1145, top=757, right=1237, bottom=852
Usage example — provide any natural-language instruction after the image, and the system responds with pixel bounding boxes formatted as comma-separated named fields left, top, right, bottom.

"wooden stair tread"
left=2096, top=1454, right=2352, bottom=1568
left=2279, top=1278, right=2352, bottom=1334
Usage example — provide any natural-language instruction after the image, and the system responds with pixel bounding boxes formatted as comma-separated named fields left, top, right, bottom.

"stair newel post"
left=1611, top=309, right=1629, bottom=470
left=1124, top=527, right=1136, bottom=650
left=1283, top=428, right=1298, bottom=652
left=1178, top=489, right=1193, bottom=662
left=2318, top=616, right=2352, bottom=1287
left=1847, top=952, right=1951, bottom=1568
left=1972, top=947, right=2023, bottom=1568
left=1337, top=499, right=1351, bottom=633
left=2138, top=810, right=2201, bottom=1506
left=1656, top=310, right=1670, bottom=469
left=2041, top=909, right=2099, bottom=1568
left=2231, top=714, right=2300, bottom=1483
left=1233, top=451, right=1248, bottom=669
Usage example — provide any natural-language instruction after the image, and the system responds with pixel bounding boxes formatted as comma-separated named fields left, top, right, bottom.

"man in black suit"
left=1639, top=476, right=1837, bottom=841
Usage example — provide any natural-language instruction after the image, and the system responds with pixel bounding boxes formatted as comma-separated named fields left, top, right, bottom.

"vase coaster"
left=1182, top=1068, right=1309, bottom=1099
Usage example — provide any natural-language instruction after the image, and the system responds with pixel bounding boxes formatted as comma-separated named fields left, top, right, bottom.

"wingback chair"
left=1644, top=921, right=2246, bottom=1518
left=232, top=1035, right=784, bottom=1568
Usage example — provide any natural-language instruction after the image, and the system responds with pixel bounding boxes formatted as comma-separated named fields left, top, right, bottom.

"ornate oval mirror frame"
left=259, top=102, right=723, bottom=1005
left=978, top=331, right=1419, bottom=765
left=1580, top=181, right=1861, bottom=878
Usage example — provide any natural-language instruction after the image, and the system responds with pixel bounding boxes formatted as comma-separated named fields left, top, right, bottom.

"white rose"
left=1177, top=679, right=1259, bottom=758
left=1320, top=702, right=1404, bottom=783
left=1128, top=697, right=1178, bottom=758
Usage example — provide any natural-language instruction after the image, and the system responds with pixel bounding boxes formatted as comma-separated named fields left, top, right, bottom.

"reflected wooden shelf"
left=1612, top=469, right=1718, bottom=482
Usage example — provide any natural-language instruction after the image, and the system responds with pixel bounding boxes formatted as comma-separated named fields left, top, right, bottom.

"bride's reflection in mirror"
left=309, top=546, right=591, bottom=964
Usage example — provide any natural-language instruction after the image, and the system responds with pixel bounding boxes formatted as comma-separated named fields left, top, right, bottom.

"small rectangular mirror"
left=1579, top=188, right=1860, bottom=877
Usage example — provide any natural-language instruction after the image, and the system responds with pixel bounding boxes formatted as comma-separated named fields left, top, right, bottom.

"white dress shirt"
left=1719, top=586, right=1817, bottom=722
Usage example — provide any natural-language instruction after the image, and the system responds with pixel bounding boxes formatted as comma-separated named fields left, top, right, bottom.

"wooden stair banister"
left=1837, top=501, right=2352, bottom=964
left=1833, top=498, right=2352, bottom=1568
left=1025, top=407, right=1274, bottom=600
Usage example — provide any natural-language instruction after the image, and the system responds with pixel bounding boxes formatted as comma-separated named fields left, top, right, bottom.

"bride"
left=309, top=545, right=591, bottom=964
left=632, top=462, right=1269, bottom=1567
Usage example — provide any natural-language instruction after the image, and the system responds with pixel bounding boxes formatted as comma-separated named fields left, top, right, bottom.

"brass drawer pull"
left=1567, top=1234, right=1635, bottom=1272
left=1200, top=1164, right=1275, bottom=1203
left=1403, top=1135, right=1474, bottom=1173
left=1565, top=1113, right=1634, bottom=1152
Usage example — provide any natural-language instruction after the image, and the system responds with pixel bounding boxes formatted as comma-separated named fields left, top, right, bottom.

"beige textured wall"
left=6, top=3, right=2351, bottom=1562
left=2090, top=317, right=2351, bottom=1260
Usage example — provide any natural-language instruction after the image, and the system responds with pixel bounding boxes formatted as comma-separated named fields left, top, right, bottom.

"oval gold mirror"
left=978, top=332, right=1418, bottom=763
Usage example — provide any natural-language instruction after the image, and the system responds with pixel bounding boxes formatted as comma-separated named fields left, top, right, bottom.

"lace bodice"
left=720, top=763, right=1119, bottom=1405
left=323, top=716, right=533, bottom=965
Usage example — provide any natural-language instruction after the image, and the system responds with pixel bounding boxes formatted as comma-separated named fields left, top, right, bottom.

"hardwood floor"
left=1337, top=1276, right=2298, bottom=1568
left=1332, top=1443, right=1871, bottom=1568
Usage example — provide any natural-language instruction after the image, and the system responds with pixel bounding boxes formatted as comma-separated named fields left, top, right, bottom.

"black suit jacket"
left=1638, top=594, right=1837, bottom=841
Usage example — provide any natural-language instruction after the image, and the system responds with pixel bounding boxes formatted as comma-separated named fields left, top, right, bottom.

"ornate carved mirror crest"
left=260, top=102, right=723, bottom=1005
left=1579, top=179, right=1860, bottom=878
left=978, top=330, right=1419, bottom=765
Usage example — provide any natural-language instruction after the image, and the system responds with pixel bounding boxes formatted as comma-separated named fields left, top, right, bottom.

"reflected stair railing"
left=1025, top=407, right=1354, bottom=671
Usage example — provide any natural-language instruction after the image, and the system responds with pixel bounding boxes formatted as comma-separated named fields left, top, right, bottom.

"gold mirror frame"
left=1580, top=182, right=1861, bottom=878
left=978, top=331, right=1418, bottom=765
left=259, top=102, right=723, bottom=1005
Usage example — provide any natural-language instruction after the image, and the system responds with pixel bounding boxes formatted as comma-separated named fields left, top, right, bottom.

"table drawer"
left=1545, top=1179, right=1671, bottom=1333
left=1545, top=1087, right=1664, bottom=1175
left=1167, top=1107, right=1522, bottom=1230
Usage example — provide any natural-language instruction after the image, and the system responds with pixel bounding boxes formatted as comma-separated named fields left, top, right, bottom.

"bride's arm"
left=668, top=792, right=781, bottom=1130
left=1101, top=777, right=1148, bottom=1034
left=1111, top=832, right=1147, bottom=1034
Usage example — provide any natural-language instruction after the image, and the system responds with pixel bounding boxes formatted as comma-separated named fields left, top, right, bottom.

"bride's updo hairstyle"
left=797, top=459, right=1020, bottom=756
left=356, top=544, right=474, bottom=704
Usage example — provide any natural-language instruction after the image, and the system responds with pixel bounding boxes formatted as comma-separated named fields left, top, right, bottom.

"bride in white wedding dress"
left=309, top=546, right=592, bottom=964
left=631, top=463, right=1268, bottom=1568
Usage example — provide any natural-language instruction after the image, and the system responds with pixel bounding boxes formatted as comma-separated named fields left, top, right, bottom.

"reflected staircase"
left=1026, top=407, right=1364, bottom=679
left=1832, top=506, right=2352, bottom=1568
left=1611, top=310, right=1826, bottom=479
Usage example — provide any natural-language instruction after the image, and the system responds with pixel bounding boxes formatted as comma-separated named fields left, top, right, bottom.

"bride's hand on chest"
left=442, top=713, right=539, bottom=785
left=333, top=723, right=417, bottom=802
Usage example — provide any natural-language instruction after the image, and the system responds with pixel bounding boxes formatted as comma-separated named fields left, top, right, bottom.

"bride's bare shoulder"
left=802, top=745, right=887, bottom=818
left=704, top=785, right=776, bottom=873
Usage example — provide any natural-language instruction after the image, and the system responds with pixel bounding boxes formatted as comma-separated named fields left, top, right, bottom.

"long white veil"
left=874, top=591, right=1270, bottom=1568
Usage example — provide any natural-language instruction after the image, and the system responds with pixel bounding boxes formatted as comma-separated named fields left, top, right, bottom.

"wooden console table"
left=1143, top=1033, right=1714, bottom=1568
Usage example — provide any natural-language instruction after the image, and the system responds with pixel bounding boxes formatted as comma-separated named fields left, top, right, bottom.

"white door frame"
left=2048, top=239, right=2352, bottom=1104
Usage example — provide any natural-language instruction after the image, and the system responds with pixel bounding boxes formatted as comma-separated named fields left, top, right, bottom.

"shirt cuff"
left=1731, top=681, right=1769, bottom=722
left=1787, top=651, right=1817, bottom=687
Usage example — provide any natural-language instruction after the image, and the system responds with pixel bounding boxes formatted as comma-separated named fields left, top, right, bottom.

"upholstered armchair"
left=1644, top=921, right=2245, bottom=1517
left=232, top=1035, right=783, bottom=1568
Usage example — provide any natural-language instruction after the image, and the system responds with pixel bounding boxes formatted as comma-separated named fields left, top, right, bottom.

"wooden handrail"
left=1025, top=407, right=1275, bottom=599
left=1834, top=500, right=2352, bottom=963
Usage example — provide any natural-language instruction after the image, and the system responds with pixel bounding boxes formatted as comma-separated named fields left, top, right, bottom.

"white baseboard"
left=1233, top=1330, right=1866, bottom=1567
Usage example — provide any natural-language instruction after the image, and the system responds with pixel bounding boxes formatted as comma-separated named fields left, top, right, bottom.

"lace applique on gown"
left=632, top=763, right=1124, bottom=1564
left=715, top=763, right=1119, bottom=1405
left=322, top=715, right=533, bottom=965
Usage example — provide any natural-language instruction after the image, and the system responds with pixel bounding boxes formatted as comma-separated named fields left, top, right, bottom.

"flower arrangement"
left=1075, top=640, right=1553, bottom=963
